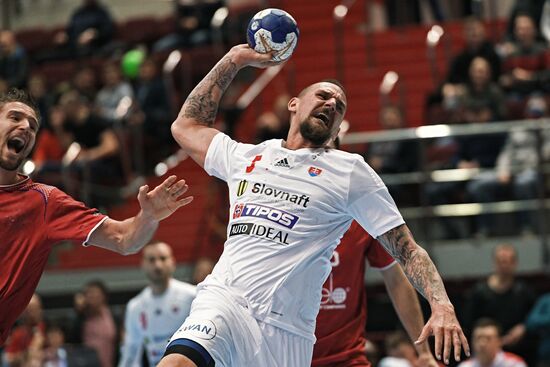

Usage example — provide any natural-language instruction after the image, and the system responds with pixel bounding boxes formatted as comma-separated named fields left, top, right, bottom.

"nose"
left=324, top=98, right=337, bottom=111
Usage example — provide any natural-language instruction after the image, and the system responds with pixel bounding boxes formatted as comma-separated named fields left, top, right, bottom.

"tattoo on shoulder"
left=182, top=57, right=238, bottom=125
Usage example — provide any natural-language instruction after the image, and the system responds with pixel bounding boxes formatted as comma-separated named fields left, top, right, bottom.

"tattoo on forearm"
left=378, top=224, right=449, bottom=305
left=181, top=57, right=238, bottom=125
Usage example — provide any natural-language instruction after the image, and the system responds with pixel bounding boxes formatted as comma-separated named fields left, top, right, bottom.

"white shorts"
left=165, top=283, right=314, bottom=367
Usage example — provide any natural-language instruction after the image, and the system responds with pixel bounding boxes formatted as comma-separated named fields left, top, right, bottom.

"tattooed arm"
left=378, top=224, right=470, bottom=364
left=171, top=44, right=277, bottom=167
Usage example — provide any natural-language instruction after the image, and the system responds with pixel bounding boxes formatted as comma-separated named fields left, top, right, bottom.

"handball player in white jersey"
left=119, top=242, right=196, bottom=366
left=158, top=44, right=470, bottom=367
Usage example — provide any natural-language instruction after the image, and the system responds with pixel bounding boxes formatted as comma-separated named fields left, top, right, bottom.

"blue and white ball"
left=247, top=8, right=299, bottom=62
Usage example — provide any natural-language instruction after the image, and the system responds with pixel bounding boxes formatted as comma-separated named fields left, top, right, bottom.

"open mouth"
left=7, top=137, right=26, bottom=154
left=314, top=112, right=330, bottom=126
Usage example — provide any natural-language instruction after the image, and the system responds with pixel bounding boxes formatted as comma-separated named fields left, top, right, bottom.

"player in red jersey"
left=0, top=89, right=193, bottom=346
left=313, top=221, right=439, bottom=367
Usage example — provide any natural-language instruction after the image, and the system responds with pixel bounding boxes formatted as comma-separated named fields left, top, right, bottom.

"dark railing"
left=342, top=118, right=550, bottom=266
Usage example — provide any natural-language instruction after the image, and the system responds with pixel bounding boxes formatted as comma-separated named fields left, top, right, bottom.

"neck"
left=151, top=279, right=170, bottom=296
left=478, top=352, right=497, bottom=367
left=0, top=169, right=22, bottom=186
left=489, top=273, right=514, bottom=291
left=284, top=128, right=327, bottom=150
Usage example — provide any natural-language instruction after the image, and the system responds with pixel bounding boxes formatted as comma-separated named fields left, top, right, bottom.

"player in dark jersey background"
left=313, top=221, right=439, bottom=367
left=0, top=88, right=193, bottom=345
left=313, top=137, right=438, bottom=367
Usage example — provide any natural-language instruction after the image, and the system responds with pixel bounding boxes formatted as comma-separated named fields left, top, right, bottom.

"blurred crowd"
left=3, top=243, right=550, bottom=366
left=2, top=0, right=550, bottom=366
left=0, top=0, right=242, bottom=208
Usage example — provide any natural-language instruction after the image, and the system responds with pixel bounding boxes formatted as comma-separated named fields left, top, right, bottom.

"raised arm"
left=88, top=175, right=193, bottom=255
left=171, top=44, right=277, bottom=167
left=381, top=263, right=438, bottom=367
left=377, top=224, right=470, bottom=364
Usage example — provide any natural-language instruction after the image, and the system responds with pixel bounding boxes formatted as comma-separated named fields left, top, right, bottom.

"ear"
left=288, top=97, right=298, bottom=112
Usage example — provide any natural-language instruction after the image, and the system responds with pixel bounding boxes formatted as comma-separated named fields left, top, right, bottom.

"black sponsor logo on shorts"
left=229, top=222, right=290, bottom=245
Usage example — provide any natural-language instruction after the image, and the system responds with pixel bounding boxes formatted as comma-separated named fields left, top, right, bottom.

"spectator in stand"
left=254, top=93, right=291, bottom=143
left=72, top=67, right=99, bottom=104
left=543, top=0, right=550, bottom=44
left=447, top=17, right=501, bottom=85
left=461, top=56, right=507, bottom=124
left=462, top=244, right=537, bottom=365
left=42, top=321, right=101, bottom=367
left=441, top=56, right=506, bottom=125
left=364, top=340, right=381, bottom=367
left=498, top=12, right=549, bottom=102
left=467, top=96, right=550, bottom=235
left=505, top=0, right=548, bottom=43
left=27, top=75, right=55, bottom=131
left=54, top=0, right=115, bottom=57
left=457, top=318, right=527, bottom=367
left=0, top=30, right=29, bottom=89
left=95, top=62, right=134, bottom=125
left=31, top=108, right=65, bottom=187
left=2, top=294, right=45, bottom=367
left=72, top=281, right=117, bottom=367
left=426, top=59, right=506, bottom=237
left=153, top=0, right=224, bottom=52
left=47, top=91, right=121, bottom=201
left=130, top=58, right=172, bottom=150
left=379, top=330, right=440, bottom=367
left=364, top=104, right=418, bottom=206
left=526, top=291, right=550, bottom=367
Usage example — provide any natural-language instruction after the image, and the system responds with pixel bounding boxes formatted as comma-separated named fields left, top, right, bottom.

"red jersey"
left=4, top=322, right=45, bottom=355
left=0, top=176, right=106, bottom=345
left=312, top=221, right=396, bottom=367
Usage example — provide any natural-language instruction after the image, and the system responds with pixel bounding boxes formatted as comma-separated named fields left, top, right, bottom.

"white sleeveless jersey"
left=203, top=133, right=404, bottom=341
left=119, top=279, right=196, bottom=367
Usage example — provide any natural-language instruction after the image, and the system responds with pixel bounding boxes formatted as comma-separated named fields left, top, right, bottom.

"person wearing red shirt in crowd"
left=3, top=294, right=45, bottom=366
left=0, top=88, right=194, bottom=346
left=312, top=220, right=440, bottom=367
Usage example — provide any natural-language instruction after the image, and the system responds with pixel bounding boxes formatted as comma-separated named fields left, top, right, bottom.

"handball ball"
left=247, top=8, right=299, bottom=62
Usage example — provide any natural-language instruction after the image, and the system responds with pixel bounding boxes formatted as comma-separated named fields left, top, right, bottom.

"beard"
left=299, top=118, right=331, bottom=146
left=0, top=153, right=24, bottom=171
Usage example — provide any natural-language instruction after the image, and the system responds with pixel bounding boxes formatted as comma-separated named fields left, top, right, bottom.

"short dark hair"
left=298, top=79, right=347, bottom=97
left=320, top=78, right=346, bottom=94
left=0, top=88, right=41, bottom=123
left=473, top=318, right=502, bottom=336
left=84, top=280, right=109, bottom=298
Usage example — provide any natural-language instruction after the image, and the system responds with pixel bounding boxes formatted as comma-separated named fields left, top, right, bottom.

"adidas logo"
left=274, top=158, right=290, bottom=168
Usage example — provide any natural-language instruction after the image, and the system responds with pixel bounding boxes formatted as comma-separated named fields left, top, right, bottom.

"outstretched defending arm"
left=170, top=45, right=277, bottom=167
left=88, top=175, right=193, bottom=255
left=378, top=224, right=470, bottom=364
